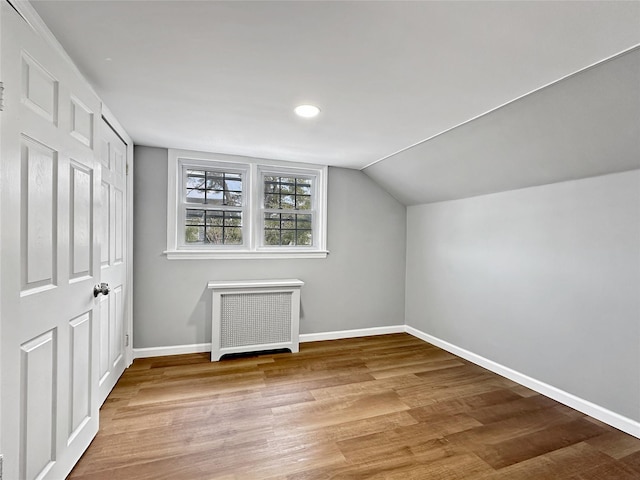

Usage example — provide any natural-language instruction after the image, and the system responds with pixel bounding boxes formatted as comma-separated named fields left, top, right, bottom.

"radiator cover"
left=208, top=279, right=304, bottom=361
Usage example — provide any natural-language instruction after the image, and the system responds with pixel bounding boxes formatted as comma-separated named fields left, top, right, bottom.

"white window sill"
left=164, top=249, right=329, bottom=260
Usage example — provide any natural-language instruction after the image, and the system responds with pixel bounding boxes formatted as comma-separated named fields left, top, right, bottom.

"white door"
left=97, top=120, right=128, bottom=406
left=1, top=3, right=101, bottom=479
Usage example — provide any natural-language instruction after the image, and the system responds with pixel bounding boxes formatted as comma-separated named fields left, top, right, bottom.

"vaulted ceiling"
left=31, top=1, right=640, bottom=204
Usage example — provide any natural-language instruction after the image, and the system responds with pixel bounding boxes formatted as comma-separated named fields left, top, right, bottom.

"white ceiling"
left=30, top=0, right=640, bottom=172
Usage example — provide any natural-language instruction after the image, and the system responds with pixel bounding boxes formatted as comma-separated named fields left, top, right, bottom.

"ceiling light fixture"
left=294, top=104, right=321, bottom=118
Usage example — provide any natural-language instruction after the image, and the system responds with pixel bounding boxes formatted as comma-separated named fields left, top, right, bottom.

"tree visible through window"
left=168, top=149, right=327, bottom=258
left=184, top=169, right=243, bottom=245
left=263, top=176, right=313, bottom=246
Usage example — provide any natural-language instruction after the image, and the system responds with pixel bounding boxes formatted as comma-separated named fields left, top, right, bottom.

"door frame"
left=101, top=105, right=134, bottom=368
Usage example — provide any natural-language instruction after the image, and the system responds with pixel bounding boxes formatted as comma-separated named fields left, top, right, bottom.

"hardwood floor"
left=68, top=334, right=640, bottom=479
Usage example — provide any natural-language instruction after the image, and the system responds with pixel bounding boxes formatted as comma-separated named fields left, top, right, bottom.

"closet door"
left=96, top=119, right=129, bottom=407
left=1, top=3, right=101, bottom=478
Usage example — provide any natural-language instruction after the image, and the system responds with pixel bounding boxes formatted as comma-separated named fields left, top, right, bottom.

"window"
left=166, top=149, right=327, bottom=259
left=183, top=168, right=245, bottom=246
left=262, top=174, right=314, bottom=247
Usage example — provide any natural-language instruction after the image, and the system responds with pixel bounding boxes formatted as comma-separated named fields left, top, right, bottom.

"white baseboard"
left=405, top=325, right=640, bottom=439
left=299, top=325, right=405, bottom=343
left=132, top=326, right=405, bottom=358
left=133, top=343, right=212, bottom=358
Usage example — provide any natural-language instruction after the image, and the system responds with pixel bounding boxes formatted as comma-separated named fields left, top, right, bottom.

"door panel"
left=20, top=330, right=56, bottom=480
left=21, top=136, right=58, bottom=293
left=21, top=52, right=59, bottom=124
left=97, top=121, right=128, bottom=406
left=70, top=160, right=93, bottom=280
left=69, top=312, right=92, bottom=440
left=1, top=3, right=102, bottom=479
left=100, top=182, right=110, bottom=266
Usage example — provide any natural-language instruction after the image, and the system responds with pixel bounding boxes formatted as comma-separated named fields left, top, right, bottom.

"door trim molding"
left=101, top=105, right=134, bottom=368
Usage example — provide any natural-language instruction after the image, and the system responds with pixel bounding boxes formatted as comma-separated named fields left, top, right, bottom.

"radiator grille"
left=220, top=292, right=292, bottom=348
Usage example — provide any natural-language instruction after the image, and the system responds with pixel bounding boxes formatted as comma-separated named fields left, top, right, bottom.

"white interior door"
left=97, top=120, right=128, bottom=406
left=1, top=3, right=101, bottom=479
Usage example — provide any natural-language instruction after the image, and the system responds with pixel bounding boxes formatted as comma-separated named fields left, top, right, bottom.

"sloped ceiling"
left=30, top=1, right=640, bottom=204
left=365, top=48, right=640, bottom=205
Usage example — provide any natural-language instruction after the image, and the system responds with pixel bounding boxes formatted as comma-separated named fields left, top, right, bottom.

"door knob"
left=93, top=282, right=110, bottom=297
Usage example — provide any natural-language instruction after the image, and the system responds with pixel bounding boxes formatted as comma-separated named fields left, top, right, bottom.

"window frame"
left=256, top=166, right=320, bottom=252
left=179, top=161, right=249, bottom=250
left=166, top=149, right=328, bottom=259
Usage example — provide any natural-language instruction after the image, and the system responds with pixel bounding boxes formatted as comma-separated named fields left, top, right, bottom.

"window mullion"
left=247, top=163, right=257, bottom=251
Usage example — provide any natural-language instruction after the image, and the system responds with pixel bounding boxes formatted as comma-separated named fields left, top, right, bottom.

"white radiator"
left=207, top=279, right=304, bottom=361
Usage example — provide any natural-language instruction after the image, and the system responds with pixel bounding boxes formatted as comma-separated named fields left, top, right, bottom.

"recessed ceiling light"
left=294, top=104, right=321, bottom=118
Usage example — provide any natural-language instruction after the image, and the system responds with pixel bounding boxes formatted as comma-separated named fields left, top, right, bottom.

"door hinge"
left=0, top=82, right=4, bottom=111
left=125, top=334, right=130, bottom=347
left=126, top=163, right=129, bottom=176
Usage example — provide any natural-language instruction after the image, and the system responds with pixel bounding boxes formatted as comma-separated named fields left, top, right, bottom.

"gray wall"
left=133, top=146, right=406, bottom=348
left=405, top=170, right=640, bottom=421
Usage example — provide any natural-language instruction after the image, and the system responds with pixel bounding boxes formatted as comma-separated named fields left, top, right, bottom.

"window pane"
left=186, top=209, right=243, bottom=245
left=205, top=226, right=224, bottom=244
left=185, top=169, right=243, bottom=207
left=186, top=188, right=206, bottom=203
left=280, top=230, right=295, bottom=246
left=224, top=227, right=243, bottom=245
left=206, top=211, right=224, bottom=226
left=262, top=212, right=313, bottom=246
left=296, top=230, right=312, bottom=246
left=281, top=178, right=296, bottom=190
left=281, top=195, right=295, bottom=209
left=225, top=179, right=242, bottom=192
left=296, top=195, right=311, bottom=210
left=265, top=212, right=279, bottom=229
left=296, top=183, right=311, bottom=195
left=186, top=209, right=205, bottom=225
left=185, top=226, right=203, bottom=243
left=186, top=171, right=206, bottom=189
left=207, top=190, right=224, bottom=205
left=264, top=178, right=278, bottom=194
left=206, top=175, right=225, bottom=190
left=225, top=191, right=242, bottom=207
left=264, top=194, right=279, bottom=209
left=281, top=214, right=295, bottom=230
left=297, top=214, right=312, bottom=230
left=264, top=229, right=280, bottom=246
left=225, top=212, right=242, bottom=226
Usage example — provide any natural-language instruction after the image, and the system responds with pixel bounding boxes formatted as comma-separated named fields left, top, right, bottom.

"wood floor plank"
left=407, top=389, right=524, bottom=420
left=467, top=394, right=566, bottom=425
left=585, top=430, right=640, bottom=459
left=272, top=391, right=411, bottom=430
left=567, top=460, right=640, bottom=480
left=68, top=333, right=640, bottom=479
left=470, top=442, right=614, bottom=480
left=444, top=404, right=585, bottom=446
left=469, top=417, right=608, bottom=469
left=271, top=410, right=419, bottom=447
left=619, top=450, right=640, bottom=474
